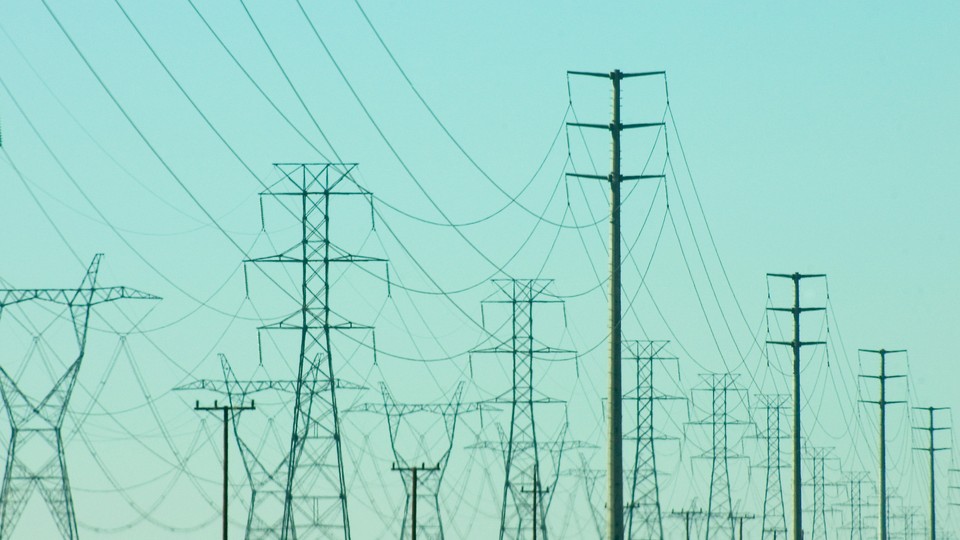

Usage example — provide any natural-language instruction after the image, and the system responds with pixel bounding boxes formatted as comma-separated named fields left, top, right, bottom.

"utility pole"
left=567, top=68, right=666, bottom=540
left=391, top=463, right=441, bottom=540
left=521, top=468, right=550, bottom=540
left=731, top=513, right=757, bottom=540
left=859, top=348, right=907, bottom=540
left=767, top=272, right=826, bottom=540
left=195, top=399, right=256, bottom=540
left=912, top=406, right=950, bottom=540
left=669, top=508, right=704, bottom=540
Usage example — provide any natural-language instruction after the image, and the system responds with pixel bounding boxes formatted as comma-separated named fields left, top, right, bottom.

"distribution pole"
left=521, top=467, right=550, bottom=540
left=669, top=508, right=704, bottom=540
left=731, top=513, right=756, bottom=540
left=195, top=399, right=256, bottom=540
left=767, top=272, right=826, bottom=540
left=859, top=348, right=907, bottom=540
left=392, top=463, right=441, bottom=540
left=567, top=68, right=666, bottom=540
left=912, top=406, right=950, bottom=540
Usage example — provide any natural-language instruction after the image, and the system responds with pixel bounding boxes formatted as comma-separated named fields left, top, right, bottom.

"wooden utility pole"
left=567, top=68, right=666, bottom=540
left=392, top=462, right=440, bottom=540
left=521, top=467, right=550, bottom=540
left=669, top=508, right=704, bottom=540
left=195, top=399, right=255, bottom=540
left=859, top=348, right=906, bottom=540
left=767, top=272, right=826, bottom=540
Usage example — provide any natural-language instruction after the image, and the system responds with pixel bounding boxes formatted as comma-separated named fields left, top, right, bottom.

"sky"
left=0, top=1, right=958, bottom=538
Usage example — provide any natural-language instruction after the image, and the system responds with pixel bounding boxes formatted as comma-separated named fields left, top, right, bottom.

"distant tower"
left=0, top=255, right=157, bottom=539
left=623, top=340, right=679, bottom=540
left=755, top=394, right=789, bottom=539
left=248, top=163, right=387, bottom=540
left=689, top=373, right=749, bottom=539
left=472, top=279, right=573, bottom=540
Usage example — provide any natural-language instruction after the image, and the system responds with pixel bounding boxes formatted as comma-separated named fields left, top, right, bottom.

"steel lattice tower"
left=837, top=472, right=873, bottom=540
left=623, top=340, right=678, bottom=540
left=0, top=255, right=157, bottom=539
left=803, top=448, right=837, bottom=540
left=248, top=163, right=386, bottom=540
left=755, top=394, right=789, bottom=540
left=360, top=383, right=475, bottom=540
left=689, top=373, right=749, bottom=540
left=472, top=279, right=573, bottom=540
left=176, top=354, right=365, bottom=540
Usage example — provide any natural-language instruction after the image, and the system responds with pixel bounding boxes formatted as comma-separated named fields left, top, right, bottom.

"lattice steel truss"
left=248, top=163, right=386, bottom=540
left=0, top=255, right=157, bottom=539
left=623, top=340, right=679, bottom=540
left=755, top=394, right=789, bottom=539
left=358, top=383, right=474, bottom=540
left=472, top=279, right=573, bottom=540
left=688, top=373, right=749, bottom=540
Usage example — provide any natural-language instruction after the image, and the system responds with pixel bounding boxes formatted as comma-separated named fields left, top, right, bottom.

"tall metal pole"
left=608, top=68, right=624, bottom=540
left=879, top=353, right=887, bottom=540
left=566, top=69, right=667, bottom=540
left=859, top=348, right=906, bottom=540
left=413, top=466, right=418, bottom=540
left=912, top=406, right=949, bottom=540
left=766, top=273, right=826, bottom=540
left=790, top=276, right=802, bottom=540
left=929, top=409, right=935, bottom=540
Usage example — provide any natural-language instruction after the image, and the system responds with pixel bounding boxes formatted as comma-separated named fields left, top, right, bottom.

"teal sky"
left=0, top=1, right=958, bottom=537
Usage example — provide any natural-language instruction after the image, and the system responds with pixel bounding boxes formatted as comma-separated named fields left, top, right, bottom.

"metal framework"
left=472, top=279, right=573, bottom=540
left=688, top=373, right=749, bottom=539
left=623, top=340, right=678, bottom=540
left=837, top=472, right=873, bottom=540
left=755, top=394, right=789, bottom=540
left=0, top=255, right=157, bottom=539
left=354, top=383, right=473, bottom=540
left=803, top=447, right=838, bottom=540
left=248, top=163, right=386, bottom=540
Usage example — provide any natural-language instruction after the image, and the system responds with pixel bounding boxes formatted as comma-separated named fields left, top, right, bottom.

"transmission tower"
left=175, top=354, right=365, bottom=540
left=563, top=454, right=605, bottom=540
left=803, top=447, right=838, bottom=540
left=753, top=394, right=789, bottom=540
left=566, top=68, right=667, bottom=540
left=0, top=254, right=157, bottom=539
left=472, top=279, right=574, bottom=540
left=688, top=373, right=750, bottom=539
left=352, top=382, right=475, bottom=540
left=836, top=472, right=874, bottom=540
left=623, top=340, right=679, bottom=540
left=859, top=348, right=907, bottom=540
left=248, top=163, right=387, bottom=540
left=766, top=272, right=826, bottom=540
left=912, top=406, right=950, bottom=540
